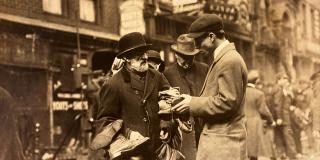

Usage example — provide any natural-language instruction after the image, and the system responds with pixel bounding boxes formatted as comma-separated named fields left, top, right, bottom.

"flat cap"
left=188, top=14, right=224, bottom=38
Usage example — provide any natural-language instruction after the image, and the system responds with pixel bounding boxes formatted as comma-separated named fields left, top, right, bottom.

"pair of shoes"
left=108, top=134, right=150, bottom=159
left=90, top=119, right=123, bottom=150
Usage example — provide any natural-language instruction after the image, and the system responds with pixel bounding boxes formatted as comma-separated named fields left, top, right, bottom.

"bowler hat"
left=117, top=32, right=151, bottom=58
left=188, top=14, right=224, bottom=38
left=171, top=34, right=200, bottom=56
left=248, top=70, right=260, bottom=83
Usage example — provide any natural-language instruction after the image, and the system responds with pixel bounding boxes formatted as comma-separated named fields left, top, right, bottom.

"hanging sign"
left=120, top=0, right=146, bottom=36
left=53, top=92, right=88, bottom=111
left=158, top=0, right=203, bottom=14
left=206, top=0, right=252, bottom=31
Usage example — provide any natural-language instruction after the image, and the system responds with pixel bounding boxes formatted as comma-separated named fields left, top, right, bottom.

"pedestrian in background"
left=273, top=73, right=298, bottom=159
left=172, top=14, right=248, bottom=160
left=245, top=70, right=275, bottom=160
left=164, top=34, right=208, bottom=160
left=0, top=86, right=25, bottom=160
left=310, top=71, right=320, bottom=153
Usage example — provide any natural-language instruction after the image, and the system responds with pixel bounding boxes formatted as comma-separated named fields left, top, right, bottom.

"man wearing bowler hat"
left=172, top=14, right=248, bottom=159
left=164, top=34, right=208, bottom=160
left=96, top=32, right=170, bottom=159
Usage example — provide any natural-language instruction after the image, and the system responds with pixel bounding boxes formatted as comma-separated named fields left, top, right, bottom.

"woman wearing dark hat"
left=146, top=50, right=165, bottom=73
left=163, top=34, right=208, bottom=160
left=97, top=32, right=170, bottom=159
left=245, top=70, right=275, bottom=160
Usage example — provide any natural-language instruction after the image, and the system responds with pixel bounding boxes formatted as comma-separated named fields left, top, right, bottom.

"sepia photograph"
left=0, top=0, right=320, bottom=159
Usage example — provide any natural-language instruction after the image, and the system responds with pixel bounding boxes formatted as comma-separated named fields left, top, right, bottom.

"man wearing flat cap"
left=164, top=34, right=208, bottom=160
left=172, top=14, right=248, bottom=159
left=96, top=32, right=170, bottom=159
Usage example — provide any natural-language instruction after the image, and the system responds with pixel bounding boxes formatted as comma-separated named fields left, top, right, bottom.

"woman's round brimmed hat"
left=248, top=70, right=260, bottom=83
left=117, top=32, right=151, bottom=58
left=171, top=34, right=200, bottom=56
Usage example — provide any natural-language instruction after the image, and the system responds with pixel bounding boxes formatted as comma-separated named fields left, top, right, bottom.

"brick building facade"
left=0, top=0, right=120, bottom=150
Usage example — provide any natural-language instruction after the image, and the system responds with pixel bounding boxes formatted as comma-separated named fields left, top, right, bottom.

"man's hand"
left=271, top=121, right=276, bottom=127
left=171, top=94, right=192, bottom=114
left=289, top=105, right=296, bottom=111
left=276, top=119, right=283, bottom=126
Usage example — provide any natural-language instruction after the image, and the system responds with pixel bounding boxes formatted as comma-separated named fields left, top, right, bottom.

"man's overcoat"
left=189, top=43, right=248, bottom=160
left=245, top=85, right=274, bottom=157
left=97, top=67, right=170, bottom=156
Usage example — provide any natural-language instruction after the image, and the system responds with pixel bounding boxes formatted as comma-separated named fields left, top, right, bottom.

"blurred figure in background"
left=86, top=70, right=107, bottom=160
left=311, top=71, right=320, bottom=153
left=291, top=80, right=314, bottom=156
left=273, top=73, right=298, bottom=159
left=245, top=70, right=275, bottom=160
left=0, top=86, right=25, bottom=160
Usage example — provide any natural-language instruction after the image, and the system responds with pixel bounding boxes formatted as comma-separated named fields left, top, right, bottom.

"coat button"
left=143, top=117, right=147, bottom=122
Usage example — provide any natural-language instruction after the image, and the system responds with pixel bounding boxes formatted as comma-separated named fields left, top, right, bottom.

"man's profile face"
left=194, top=33, right=214, bottom=55
left=126, top=51, right=148, bottom=73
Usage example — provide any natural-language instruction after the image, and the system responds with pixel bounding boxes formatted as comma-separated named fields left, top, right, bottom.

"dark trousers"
left=291, top=123, right=302, bottom=154
left=274, top=125, right=297, bottom=158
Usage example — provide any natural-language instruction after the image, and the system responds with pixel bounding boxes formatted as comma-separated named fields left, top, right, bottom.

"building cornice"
left=0, top=12, right=120, bottom=41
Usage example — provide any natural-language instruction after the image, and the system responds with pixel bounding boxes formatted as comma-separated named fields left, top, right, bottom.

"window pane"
left=80, top=0, right=96, bottom=22
left=42, top=0, right=62, bottom=15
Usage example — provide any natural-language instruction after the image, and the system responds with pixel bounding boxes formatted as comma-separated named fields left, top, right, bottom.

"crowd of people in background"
left=244, top=70, right=320, bottom=160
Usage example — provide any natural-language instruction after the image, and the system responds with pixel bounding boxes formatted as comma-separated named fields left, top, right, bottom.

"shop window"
left=80, top=0, right=96, bottom=22
left=42, top=0, right=62, bottom=15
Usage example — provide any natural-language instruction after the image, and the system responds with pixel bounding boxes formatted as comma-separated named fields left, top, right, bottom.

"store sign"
left=160, top=0, right=198, bottom=6
left=120, top=0, right=145, bottom=36
left=208, top=3, right=238, bottom=22
left=53, top=101, right=88, bottom=111
left=53, top=92, right=88, bottom=111
left=206, top=0, right=251, bottom=31
left=159, top=0, right=203, bottom=13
